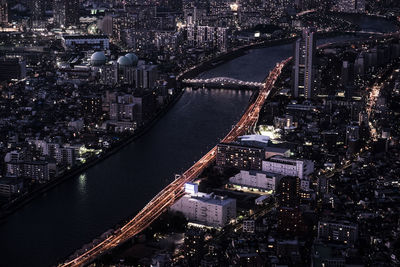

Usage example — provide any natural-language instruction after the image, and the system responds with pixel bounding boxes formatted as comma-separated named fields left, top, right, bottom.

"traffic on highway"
left=59, top=58, right=290, bottom=267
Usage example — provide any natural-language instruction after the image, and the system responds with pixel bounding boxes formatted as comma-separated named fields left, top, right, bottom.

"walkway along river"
left=0, top=15, right=396, bottom=267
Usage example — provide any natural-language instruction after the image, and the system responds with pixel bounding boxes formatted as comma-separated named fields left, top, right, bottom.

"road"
left=59, top=33, right=400, bottom=266
left=58, top=58, right=291, bottom=267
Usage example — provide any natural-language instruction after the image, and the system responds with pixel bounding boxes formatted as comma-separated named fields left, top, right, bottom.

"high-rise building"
left=276, top=176, right=300, bottom=208
left=53, top=0, right=80, bottom=28
left=292, top=29, right=316, bottom=99
left=345, top=125, right=360, bottom=145
left=81, top=95, right=103, bottom=121
left=30, top=0, right=46, bottom=27
left=341, top=61, right=355, bottom=99
left=0, top=0, right=8, bottom=26
left=216, top=143, right=264, bottom=170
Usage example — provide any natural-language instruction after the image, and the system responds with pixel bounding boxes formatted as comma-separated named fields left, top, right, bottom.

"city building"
left=332, top=0, right=366, bottom=13
left=262, top=156, right=314, bottom=179
left=229, top=170, right=282, bottom=192
left=53, top=0, right=80, bottom=28
left=30, top=0, right=46, bottom=27
left=276, top=176, right=300, bottom=208
left=0, top=178, right=23, bottom=197
left=61, top=35, right=110, bottom=51
left=277, top=207, right=305, bottom=234
left=0, top=0, right=7, bottom=26
left=6, top=161, right=50, bottom=182
left=171, top=184, right=236, bottom=227
left=81, top=95, right=103, bottom=122
left=238, top=135, right=270, bottom=147
left=185, top=25, right=229, bottom=52
left=135, top=64, right=159, bottom=89
left=318, top=221, right=358, bottom=245
left=216, top=143, right=264, bottom=170
left=0, top=57, right=27, bottom=82
left=292, top=29, right=316, bottom=99
left=346, top=124, right=360, bottom=145
left=264, top=146, right=291, bottom=159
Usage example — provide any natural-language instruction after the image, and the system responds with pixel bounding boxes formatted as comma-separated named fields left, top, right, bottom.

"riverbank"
left=0, top=32, right=342, bottom=221
left=0, top=89, right=185, bottom=220
left=179, top=30, right=379, bottom=83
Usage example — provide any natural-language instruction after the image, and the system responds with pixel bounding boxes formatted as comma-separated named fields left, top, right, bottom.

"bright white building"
left=229, top=170, right=282, bottom=192
left=262, top=156, right=314, bottom=179
left=171, top=185, right=236, bottom=228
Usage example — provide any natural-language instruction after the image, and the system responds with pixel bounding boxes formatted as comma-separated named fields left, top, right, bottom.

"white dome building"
left=90, top=51, right=107, bottom=66
left=125, top=53, right=139, bottom=67
left=117, top=56, right=133, bottom=69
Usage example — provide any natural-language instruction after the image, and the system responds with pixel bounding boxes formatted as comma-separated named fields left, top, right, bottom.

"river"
left=0, top=15, right=396, bottom=267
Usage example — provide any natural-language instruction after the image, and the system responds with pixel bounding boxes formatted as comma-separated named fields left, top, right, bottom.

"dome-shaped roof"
left=91, top=51, right=107, bottom=66
left=125, top=53, right=138, bottom=67
left=117, top=56, right=133, bottom=67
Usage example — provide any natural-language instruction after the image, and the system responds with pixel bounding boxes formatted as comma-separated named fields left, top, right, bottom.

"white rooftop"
left=239, top=135, right=270, bottom=144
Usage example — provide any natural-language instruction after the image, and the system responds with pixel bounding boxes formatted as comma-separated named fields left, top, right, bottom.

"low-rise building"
left=61, top=35, right=110, bottom=51
left=229, top=170, right=282, bottom=192
left=317, top=220, right=358, bottom=245
left=0, top=177, right=23, bottom=197
left=262, top=156, right=314, bottom=179
left=171, top=185, right=236, bottom=228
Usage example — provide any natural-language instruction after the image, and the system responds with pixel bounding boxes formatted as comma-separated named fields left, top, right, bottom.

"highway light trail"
left=59, top=58, right=291, bottom=267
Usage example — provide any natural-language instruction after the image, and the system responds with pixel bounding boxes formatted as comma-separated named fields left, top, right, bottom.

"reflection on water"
left=78, top=174, right=87, bottom=194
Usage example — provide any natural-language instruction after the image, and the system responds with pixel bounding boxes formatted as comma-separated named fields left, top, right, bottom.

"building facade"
left=216, top=143, right=264, bottom=170
left=54, top=0, right=80, bottom=28
left=61, top=35, right=110, bottom=51
left=0, top=0, right=7, bottom=26
left=292, top=29, right=316, bottom=99
left=171, top=191, right=236, bottom=228
left=262, top=156, right=314, bottom=179
left=229, top=170, right=282, bottom=192
left=318, top=221, right=358, bottom=245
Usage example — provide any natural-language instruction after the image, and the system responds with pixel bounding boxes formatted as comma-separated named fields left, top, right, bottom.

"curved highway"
left=59, top=58, right=291, bottom=267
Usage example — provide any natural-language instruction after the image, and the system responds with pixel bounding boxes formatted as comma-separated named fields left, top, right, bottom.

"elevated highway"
left=59, top=57, right=291, bottom=267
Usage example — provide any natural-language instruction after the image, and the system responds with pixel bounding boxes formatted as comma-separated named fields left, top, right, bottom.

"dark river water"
left=0, top=15, right=396, bottom=267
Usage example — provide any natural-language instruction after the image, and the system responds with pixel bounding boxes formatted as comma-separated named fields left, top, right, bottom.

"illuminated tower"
left=292, top=28, right=316, bottom=99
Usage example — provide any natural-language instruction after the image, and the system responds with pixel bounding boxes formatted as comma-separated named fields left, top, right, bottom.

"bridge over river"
left=182, top=77, right=264, bottom=90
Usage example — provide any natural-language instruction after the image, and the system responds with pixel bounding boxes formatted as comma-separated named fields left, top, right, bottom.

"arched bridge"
left=182, top=77, right=264, bottom=89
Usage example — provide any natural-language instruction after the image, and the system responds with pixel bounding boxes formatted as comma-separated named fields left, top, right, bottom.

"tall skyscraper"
left=341, top=61, right=355, bottom=99
left=30, top=0, right=46, bottom=27
left=53, top=0, right=80, bottom=28
left=292, top=28, right=316, bottom=99
left=0, top=0, right=8, bottom=26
